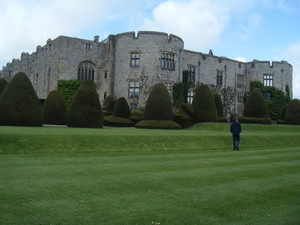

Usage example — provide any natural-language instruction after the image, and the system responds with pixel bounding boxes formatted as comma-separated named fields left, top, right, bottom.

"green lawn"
left=0, top=123, right=300, bottom=225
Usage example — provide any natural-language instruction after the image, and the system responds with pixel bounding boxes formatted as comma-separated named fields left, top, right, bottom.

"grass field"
left=0, top=123, right=300, bottom=225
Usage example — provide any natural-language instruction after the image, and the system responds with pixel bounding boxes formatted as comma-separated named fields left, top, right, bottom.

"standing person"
left=230, top=118, right=242, bottom=150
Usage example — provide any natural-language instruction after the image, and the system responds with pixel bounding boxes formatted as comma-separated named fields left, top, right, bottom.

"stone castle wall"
left=1, top=31, right=293, bottom=115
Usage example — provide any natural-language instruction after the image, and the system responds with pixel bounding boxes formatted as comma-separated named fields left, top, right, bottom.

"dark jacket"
left=230, top=121, right=242, bottom=134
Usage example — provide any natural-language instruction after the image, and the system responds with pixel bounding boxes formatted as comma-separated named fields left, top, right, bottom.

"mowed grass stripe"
left=1, top=147, right=300, bottom=225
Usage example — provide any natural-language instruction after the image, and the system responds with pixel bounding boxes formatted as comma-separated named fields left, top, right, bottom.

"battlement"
left=114, top=31, right=183, bottom=43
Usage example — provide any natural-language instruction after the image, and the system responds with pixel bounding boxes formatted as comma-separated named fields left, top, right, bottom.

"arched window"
left=77, top=61, right=96, bottom=81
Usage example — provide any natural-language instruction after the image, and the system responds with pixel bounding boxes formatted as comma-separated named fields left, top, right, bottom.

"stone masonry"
left=0, top=31, right=293, bottom=116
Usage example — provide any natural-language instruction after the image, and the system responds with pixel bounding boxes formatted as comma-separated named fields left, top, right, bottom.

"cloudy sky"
left=0, top=0, right=299, bottom=98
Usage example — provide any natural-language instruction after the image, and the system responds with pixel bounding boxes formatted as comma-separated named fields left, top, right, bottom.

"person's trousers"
left=232, top=134, right=240, bottom=149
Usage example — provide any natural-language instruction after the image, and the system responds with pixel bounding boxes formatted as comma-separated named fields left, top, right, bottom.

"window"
left=263, top=75, right=273, bottom=86
left=129, top=81, right=140, bottom=98
left=187, top=90, right=194, bottom=104
left=161, top=53, right=175, bottom=70
left=77, top=61, right=96, bottom=81
left=237, top=74, right=245, bottom=89
left=216, top=71, right=223, bottom=86
left=86, top=43, right=91, bottom=50
left=130, top=53, right=140, bottom=67
left=130, top=103, right=138, bottom=111
left=188, top=66, right=196, bottom=82
left=104, top=72, right=108, bottom=79
left=104, top=92, right=107, bottom=100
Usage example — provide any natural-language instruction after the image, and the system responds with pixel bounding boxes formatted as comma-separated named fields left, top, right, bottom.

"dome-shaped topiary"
left=243, top=88, right=268, bottom=118
left=113, top=97, right=131, bottom=118
left=0, top=78, right=8, bottom=96
left=192, top=85, right=218, bottom=122
left=143, top=83, right=173, bottom=121
left=213, top=93, right=223, bottom=117
left=68, top=80, right=103, bottom=128
left=0, top=72, right=43, bottom=126
left=43, top=90, right=67, bottom=125
left=285, top=99, right=300, bottom=125
left=136, top=83, right=180, bottom=129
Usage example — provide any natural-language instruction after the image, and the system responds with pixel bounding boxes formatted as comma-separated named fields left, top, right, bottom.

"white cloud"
left=284, top=41, right=300, bottom=99
left=141, top=0, right=249, bottom=52
left=0, top=0, right=139, bottom=66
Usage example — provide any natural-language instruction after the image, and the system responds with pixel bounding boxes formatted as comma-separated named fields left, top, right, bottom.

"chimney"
left=94, top=35, right=99, bottom=42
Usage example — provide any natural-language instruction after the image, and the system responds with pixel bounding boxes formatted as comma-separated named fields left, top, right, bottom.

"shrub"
left=285, top=99, right=300, bottom=125
left=239, top=116, right=272, bottom=124
left=129, top=110, right=144, bottom=125
left=213, top=93, right=223, bottom=117
left=250, top=81, right=289, bottom=120
left=43, top=90, right=67, bottom=125
left=103, top=95, right=117, bottom=114
left=0, top=72, right=43, bottom=126
left=181, top=103, right=195, bottom=121
left=192, top=85, right=218, bottom=122
left=135, top=120, right=181, bottom=129
left=0, top=78, right=8, bottom=95
left=113, top=97, right=131, bottom=118
left=104, top=115, right=133, bottom=127
left=57, top=80, right=82, bottom=111
left=173, top=110, right=193, bottom=128
left=136, top=83, right=180, bottom=129
left=244, top=88, right=268, bottom=118
left=68, top=80, right=103, bottom=128
left=144, top=83, right=174, bottom=121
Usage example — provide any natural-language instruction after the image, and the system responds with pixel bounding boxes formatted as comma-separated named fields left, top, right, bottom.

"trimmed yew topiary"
left=104, top=97, right=133, bottom=127
left=136, top=83, right=180, bottom=129
left=0, top=78, right=8, bottom=95
left=113, top=97, right=131, bottom=118
left=43, top=90, right=67, bottom=125
left=0, top=72, right=43, bottom=126
left=192, top=85, right=218, bottom=122
left=68, top=80, right=103, bottom=128
left=213, top=93, right=223, bottom=117
left=143, top=83, right=173, bottom=120
left=285, top=99, right=300, bottom=125
left=244, top=88, right=269, bottom=118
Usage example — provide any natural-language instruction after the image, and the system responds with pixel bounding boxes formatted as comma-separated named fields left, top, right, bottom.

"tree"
left=250, top=81, right=290, bottom=120
left=285, top=99, right=300, bottom=125
left=68, top=80, right=103, bottom=128
left=144, top=83, right=173, bottom=121
left=192, top=85, right=217, bottom=122
left=136, top=83, right=180, bottom=129
left=243, top=88, right=268, bottom=118
left=113, top=97, right=131, bottom=118
left=43, top=90, right=67, bottom=125
left=103, top=95, right=117, bottom=113
left=0, top=78, right=8, bottom=95
left=0, top=72, right=43, bottom=126
left=172, top=70, right=191, bottom=108
left=213, top=93, right=223, bottom=117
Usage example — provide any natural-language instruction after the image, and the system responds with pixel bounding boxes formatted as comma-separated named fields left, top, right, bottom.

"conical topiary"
left=0, top=72, right=43, bottom=126
left=113, top=97, right=131, bottom=118
left=104, top=97, right=133, bottom=127
left=0, top=78, right=8, bottom=95
left=136, top=83, right=180, bottom=129
left=243, top=88, right=268, bottom=118
left=285, top=99, right=300, bottom=125
left=43, top=90, right=67, bottom=125
left=68, top=80, right=103, bottom=128
left=213, top=93, right=223, bottom=117
left=144, top=83, right=173, bottom=121
left=192, top=85, right=218, bottom=122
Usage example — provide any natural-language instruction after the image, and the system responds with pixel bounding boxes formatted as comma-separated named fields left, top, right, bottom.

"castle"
left=0, top=31, right=293, bottom=116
